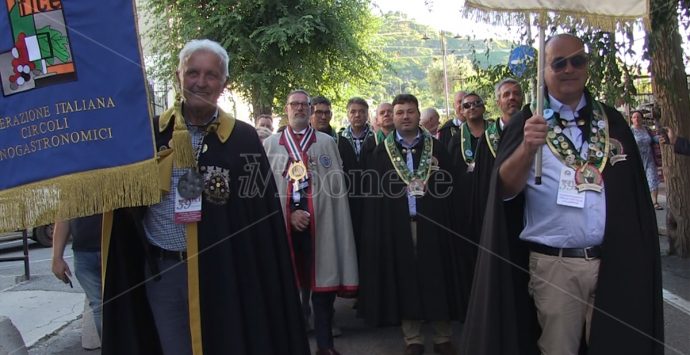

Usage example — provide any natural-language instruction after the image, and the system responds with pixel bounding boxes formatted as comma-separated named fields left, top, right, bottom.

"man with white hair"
left=420, top=107, right=440, bottom=136
left=102, top=39, right=309, bottom=355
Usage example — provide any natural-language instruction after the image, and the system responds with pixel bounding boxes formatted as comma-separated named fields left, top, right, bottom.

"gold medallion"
left=288, top=161, right=307, bottom=181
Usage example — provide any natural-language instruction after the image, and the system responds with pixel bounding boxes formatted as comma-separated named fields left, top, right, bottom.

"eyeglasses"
left=462, top=100, right=484, bottom=109
left=314, top=110, right=332, bottom=116
left=550, top=54, right=588, bottom=72
left=288, top=102, right=310, bottom=109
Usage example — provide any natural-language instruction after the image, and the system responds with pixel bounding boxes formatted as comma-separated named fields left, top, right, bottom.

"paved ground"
left=2, top=182, right=689, bottom=354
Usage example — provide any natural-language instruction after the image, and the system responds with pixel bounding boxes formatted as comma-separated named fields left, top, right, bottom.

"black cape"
left=438, top=119, right=461, bottom=152
left=102, top=118, right=310, bottom=355
left=358, top=133, right=471, bottom=325
left=337, top=128, right=374, bottom=255
left=448, top=124, right=496, bottom=246
left=459, top=97, right=664, bottom=355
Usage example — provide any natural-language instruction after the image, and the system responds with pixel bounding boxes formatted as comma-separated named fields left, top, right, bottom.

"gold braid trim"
left=186, top=223, right=203, bottom=354
left=0, top=158, right=160, bottom=233
left=171, top=98, right=196, bottom=169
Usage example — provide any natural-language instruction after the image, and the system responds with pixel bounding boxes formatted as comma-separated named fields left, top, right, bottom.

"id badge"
left=174, top=187, right=202, bottom=223
left=556, top=166, right=585, bottom=208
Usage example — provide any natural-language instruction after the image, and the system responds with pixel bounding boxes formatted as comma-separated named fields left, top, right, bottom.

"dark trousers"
left=292, top=227, right=337, bottom=350
left=144, top=256, right=192, bottom=355
left=312, top=291, right=337, bottom=350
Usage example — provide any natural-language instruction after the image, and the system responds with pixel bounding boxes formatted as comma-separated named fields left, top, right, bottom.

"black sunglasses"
left=550, top=54, right=588, bottom=72
left=462, top=100, right=484, bottom=109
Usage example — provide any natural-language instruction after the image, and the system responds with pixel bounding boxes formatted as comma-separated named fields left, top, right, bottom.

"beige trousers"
left=401, top=320, right=452, bottom=345
left=528, top=251, right=600, bottom=355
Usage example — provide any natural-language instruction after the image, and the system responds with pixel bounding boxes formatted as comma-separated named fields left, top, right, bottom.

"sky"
left=371, top=0, right=658, bottom=71
left=371, top=0, right=523, bottom=41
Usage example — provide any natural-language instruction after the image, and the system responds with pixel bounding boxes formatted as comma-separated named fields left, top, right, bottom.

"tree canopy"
left=143, top=0, right=383, bottom=116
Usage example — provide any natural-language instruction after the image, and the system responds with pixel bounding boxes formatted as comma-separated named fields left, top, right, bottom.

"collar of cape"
left=279, top=125, right=317, bottom=163
left=460, top=119, right=487, bottom=164
left=534, top=94, right=610, bottom=174
left=158, top=104, right=235, bottom=143
left=375, top=129, right=390, bottom=145
left=384, top=128, right=434, bottom=185
left=485, top=119, right=501, bottom=158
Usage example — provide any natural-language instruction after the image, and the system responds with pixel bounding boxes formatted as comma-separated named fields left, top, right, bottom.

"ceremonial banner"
left=463, top=0, right=649, bottom=31
left=0, top=0, right=159, bottom=232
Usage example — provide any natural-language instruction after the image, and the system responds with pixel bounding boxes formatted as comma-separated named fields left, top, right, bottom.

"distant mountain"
left=366, top=12, right=514, bottom=107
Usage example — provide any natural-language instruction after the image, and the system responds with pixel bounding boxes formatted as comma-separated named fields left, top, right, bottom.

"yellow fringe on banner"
left=0, top=158, right=160, bottom=233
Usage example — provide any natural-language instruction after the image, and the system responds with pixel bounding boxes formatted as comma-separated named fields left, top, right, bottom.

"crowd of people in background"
left=50, top=33, right=669, bottom=355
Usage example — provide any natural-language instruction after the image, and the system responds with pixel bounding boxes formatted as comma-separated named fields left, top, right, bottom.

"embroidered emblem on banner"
left=1, top=0, right=77, bottom=96
left=201, top=165, right=230, bottom=205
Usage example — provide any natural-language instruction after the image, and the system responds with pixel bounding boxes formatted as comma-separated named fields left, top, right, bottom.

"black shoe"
left=433, top=341, right=457, bottom=355
left=404, top=343, right=424, bottom=355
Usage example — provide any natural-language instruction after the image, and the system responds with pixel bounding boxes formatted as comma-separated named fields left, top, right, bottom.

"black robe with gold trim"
left=101, top=111, right=310, bottom=355
left=459, top=96, right=664, bottom=355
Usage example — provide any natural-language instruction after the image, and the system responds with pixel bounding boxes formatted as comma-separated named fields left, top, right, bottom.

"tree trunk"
left=249, top=89, right=274, bottom=120
left=649, top=0, right=690, bottom=257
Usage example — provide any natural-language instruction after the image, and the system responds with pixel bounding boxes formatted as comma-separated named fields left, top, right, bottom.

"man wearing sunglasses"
left=461, top=34, right=663, bottom=355
left=448, top=93, right=493, bottom=273
left=438, top=90, right=468, bottom=151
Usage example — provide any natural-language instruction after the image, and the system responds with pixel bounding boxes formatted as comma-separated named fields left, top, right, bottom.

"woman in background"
left=630, top=110, right=662, bottom=209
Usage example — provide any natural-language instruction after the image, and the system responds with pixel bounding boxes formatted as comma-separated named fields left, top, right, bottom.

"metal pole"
left=534, top=13, right=546, bottom=185
left=525, top=14, right=536, bottom=104
left=22, top=229, right=30, bottom=280
left=441, top=32, right=451, bottom=121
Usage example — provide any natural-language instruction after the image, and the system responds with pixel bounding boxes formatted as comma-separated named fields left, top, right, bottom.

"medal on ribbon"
left=541, top=99, right=610, bottom=192
left=281, top=127, right=315, bottom=193
left=177, top=169, right=204, bottom=199
left=574, top=163, right=604, bottom=192
left=460, top=122, right=483, bottom=172
left=288, top=160, right=308, bottom=191
left=408, top=178, right=426, bottom=197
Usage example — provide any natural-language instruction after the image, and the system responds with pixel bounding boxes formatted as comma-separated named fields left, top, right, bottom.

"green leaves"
left=144, top=0, right=382, bottom=116
left=36, top=26, right=71, bottom=64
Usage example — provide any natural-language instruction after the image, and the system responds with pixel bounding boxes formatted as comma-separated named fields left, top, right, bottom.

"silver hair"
left=286, top=89, right=311, bottom=104
left=178, top=39, right=229, bottom=78
left=494, top=78, right=521, bottom=100
left=421, top=107, right=439, bottom=119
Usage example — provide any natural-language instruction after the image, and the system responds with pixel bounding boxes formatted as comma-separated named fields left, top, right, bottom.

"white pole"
left=441, top=32, right=451, bottom=121
left=525, top=14, right=536, bottom=104
left=535, top=13, right=546, bottom=184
